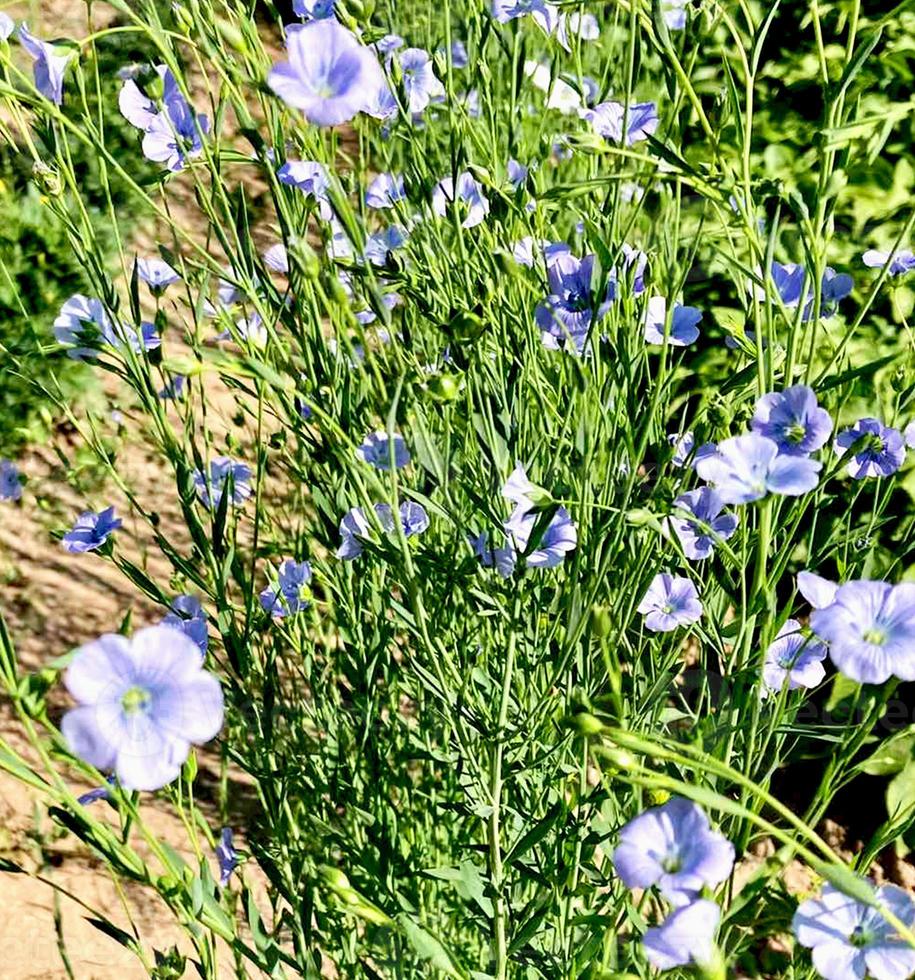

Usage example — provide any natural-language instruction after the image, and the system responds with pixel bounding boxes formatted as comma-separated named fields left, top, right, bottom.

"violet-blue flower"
left=62, top=507, right=122, bottom=554
left=216, top=827, right=239, bottom=888
left=667, top=488, right=738, bottom=561
left=643, top=296, right=702, bottom=346
left=794, top=883, right=915, bottom=980
left=450, top=40, right=469, bottom=68
left=696, top=433, right=821, bottom=504
left=432, top=172, right=490, bottom=228
left=751, top=385, right=833, bottom=456
left=637, top=573, right=702, bottom=632
left=668, top=431, right=717, bottom=469
left=811, top=580, right=915, bottom=684
left=19, top=26, right=72, bottom=105
left=834, top=418, right=906, bottom=479
left=536, top=252, right=612, bottom=354
left=364, top=225, right=409, bottom=267
left=61, top=626, right=224, bottom=791
left=398, top=48, right=444, bottom=115
left=505, top=504, right=577, bottom=569
left=643, top=901, right=721, bottom=972
left=507, top=158, right=528, bottom=188
left=761, top=620, right=827, bottom=697
left=161, top=594, right=209, bottom=656
left=612, top=797, right=734, bottom=906
left=259, top=559, right=313, bottom=619
left=356, top=431, right=410, bottom=470
left=584, top=101, right=658, bottom=145
left=193, top=457, right=253, bottom=509
left=366, top=172, right=405, bottom=209
left=0, top=459, right=22, bottom=502
left=268, top=20, right=384, bottom=127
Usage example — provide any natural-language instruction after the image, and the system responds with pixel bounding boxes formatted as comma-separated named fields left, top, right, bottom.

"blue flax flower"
left=584, top=101, right=658, bottom=145
left=834, top=418, right=905, bottom=479
left=193, top=457, right=253, bottom=509
left=643, top=296, right=702, bottom=346
left=277, top=159, right=333, bottom=218
left=54, top=295, right=115, bottom=359
left=293, top=0, right=335, bottom=18
left=61, top=626, right=223, bottom=791
left=0, top=459, right=22, bottom=501
left=268, top=20, right=384, bottom=127
left=364, top=225, right=409, bottom=267
left=366, top=172, right=405, bottom=209
left=794, top=883, right=915, bottom=980
left=863, top=248, right=915, bottom=278
left=661, top=0, right=688, bottom=29
left=811, top=580, right=915, bottom=685
left=667, top=488, right=738, bottom=560
left=471, top=531, right=517, bottom=578
left=536, top=252, right=612, bottom=354
left=19, top=26, right=72, bottom=105
left=216, top=828, right=239, bottom=887
left=507, top=158, right=528, bottom=188
left=752, top=385, right=833, bottom=456
left=259, top=559, right=313, bottom=618
left=450, top=40, right=469, bottom=68
left=161, top=595, right=209, bottom=656
left=668, top=431, right=716, bottom=469
left=696, top=433, right=821, bottom=504
left=505, top=504, right=577, bottom=569
left=644, top=901, right=721, bottom=971
left=761, top=620, right=827, bottom=697
left=62, top=507, right=122, bottom=553
left=137, top=257, right=180, bottom=293
left=0, top=14, right=13, bottom=39
left=356, top=431, right=410, bottom=470
left=491, top=0, right=560, bottom=34
left=432, top=172, right=490, bottom=228
left=637, top=573, right=702, bottom=632
left=798, top=570, right=838, bottom=611
left=398, top=48, right=444, bottom=115
left=613, top=797, right=734, bottom=906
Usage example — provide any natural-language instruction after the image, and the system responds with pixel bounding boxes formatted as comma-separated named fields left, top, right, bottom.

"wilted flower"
left=0, top=460, right=22, bottom=502
left=161, top=595, right=209, bottom=656
left=811, top=580, right=915, bottom=684
left=366, top=172, right=405, bottom=209
left=536, top=252, right=612, bottom=354
left=61, top=626, right=224, bottom=791
left=834, top=418, right=906, bottom=479
left=761, top=620, right=827, bottom=697
left=863, top=248, right=915, bottom=278
left=696, top=433, right=821, bottom=504
left=613, top=797, right=734, bottom=906
left=667, top=488, right=738, bottom=561
left=356, top=431, right=410, bottom=470
left=137, top=257, right=180, bottom=293
left=374, top=34, right=404, bottom=63
left=637, top=573, right=702, bottom=632
left=268, top=20, right=384, bottom=126
left=584, top=101, right=658, bottom=145
left=62, top=507, right=122, bottom=553
left=216, top=828, right=239, bottom=888
left=398, top=48, right=444, bottom=115
left=193, top=457, right=253, bottom=509
left=643, top=296, right=702, bottom=346
left=259, top=560, right=312, bottom=619
left=794, top=883, right=915, bottom=980
left=432, top=172, right=490, bottom=228
left=19, top=26, right=72, bottom=105
left=643, top=901, right=721, bottom=971
left=751, top=386, right=833, bottom=456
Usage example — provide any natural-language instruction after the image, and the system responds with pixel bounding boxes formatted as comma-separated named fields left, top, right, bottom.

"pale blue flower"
left=293, top=0, right=335, bottom=18
left=366, top=172, right=405, bottom=209
left=536, top=252, right=612, bottom=354
left=259, top=559, right=312, bottom=618
left=794, top=883, right=915, bottom=980
left=19, top=26, right=72, bottom=105
left=364, top=225, right=409, bottom=266
left=797, top=570, right=838, bottom=611
left=667, top=488, right=738, bottom=560
left=584, top=101, right=658, bottom=145
left=751, top=385, right=833, bottom=456
left=137, top=257, right=180, bottom=293
left=398, top=48, right=444, bottom=115
left=834, top=418, right=906, bottom=479
left=637, top=573, right=702, bottom=632
left=0, top=460, right=22, bottom=502
left=644, top=901, right=721, bottom=971
left=268, top=20, right=384, bottom=127
left=492, top=0, right=560, bottom=34
left=193, top=457, right=253, bottom=509
left=432, top=172, right=489, bottom=228
left=356, top=431, right=410, bottom=469
left=696, top=433, right=821, bottom=504
left=613, top=797, right=734, bottom=906
left=643, top=296, right=702, bottom=346
left=216, top=828, right=239, bottom=888
left=505, top=504, right=577, bottom=568
left=61, top=626, right=223, bottom=791
left=863, top=248, right=915, bottom=278
left=161, top=595, right=209, bottom=656
left=0, top=13, right=14, bottom=40
left=761, top=620, right=827, bottom=697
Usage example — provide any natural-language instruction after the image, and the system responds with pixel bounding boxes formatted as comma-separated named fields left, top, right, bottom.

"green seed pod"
left=590, top=604, right=613, bottom=637
left=427, top=373, right=462, bottom=401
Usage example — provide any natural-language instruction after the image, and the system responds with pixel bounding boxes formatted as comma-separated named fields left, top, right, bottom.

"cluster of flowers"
left=614, top=797, right=915, bottom=979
